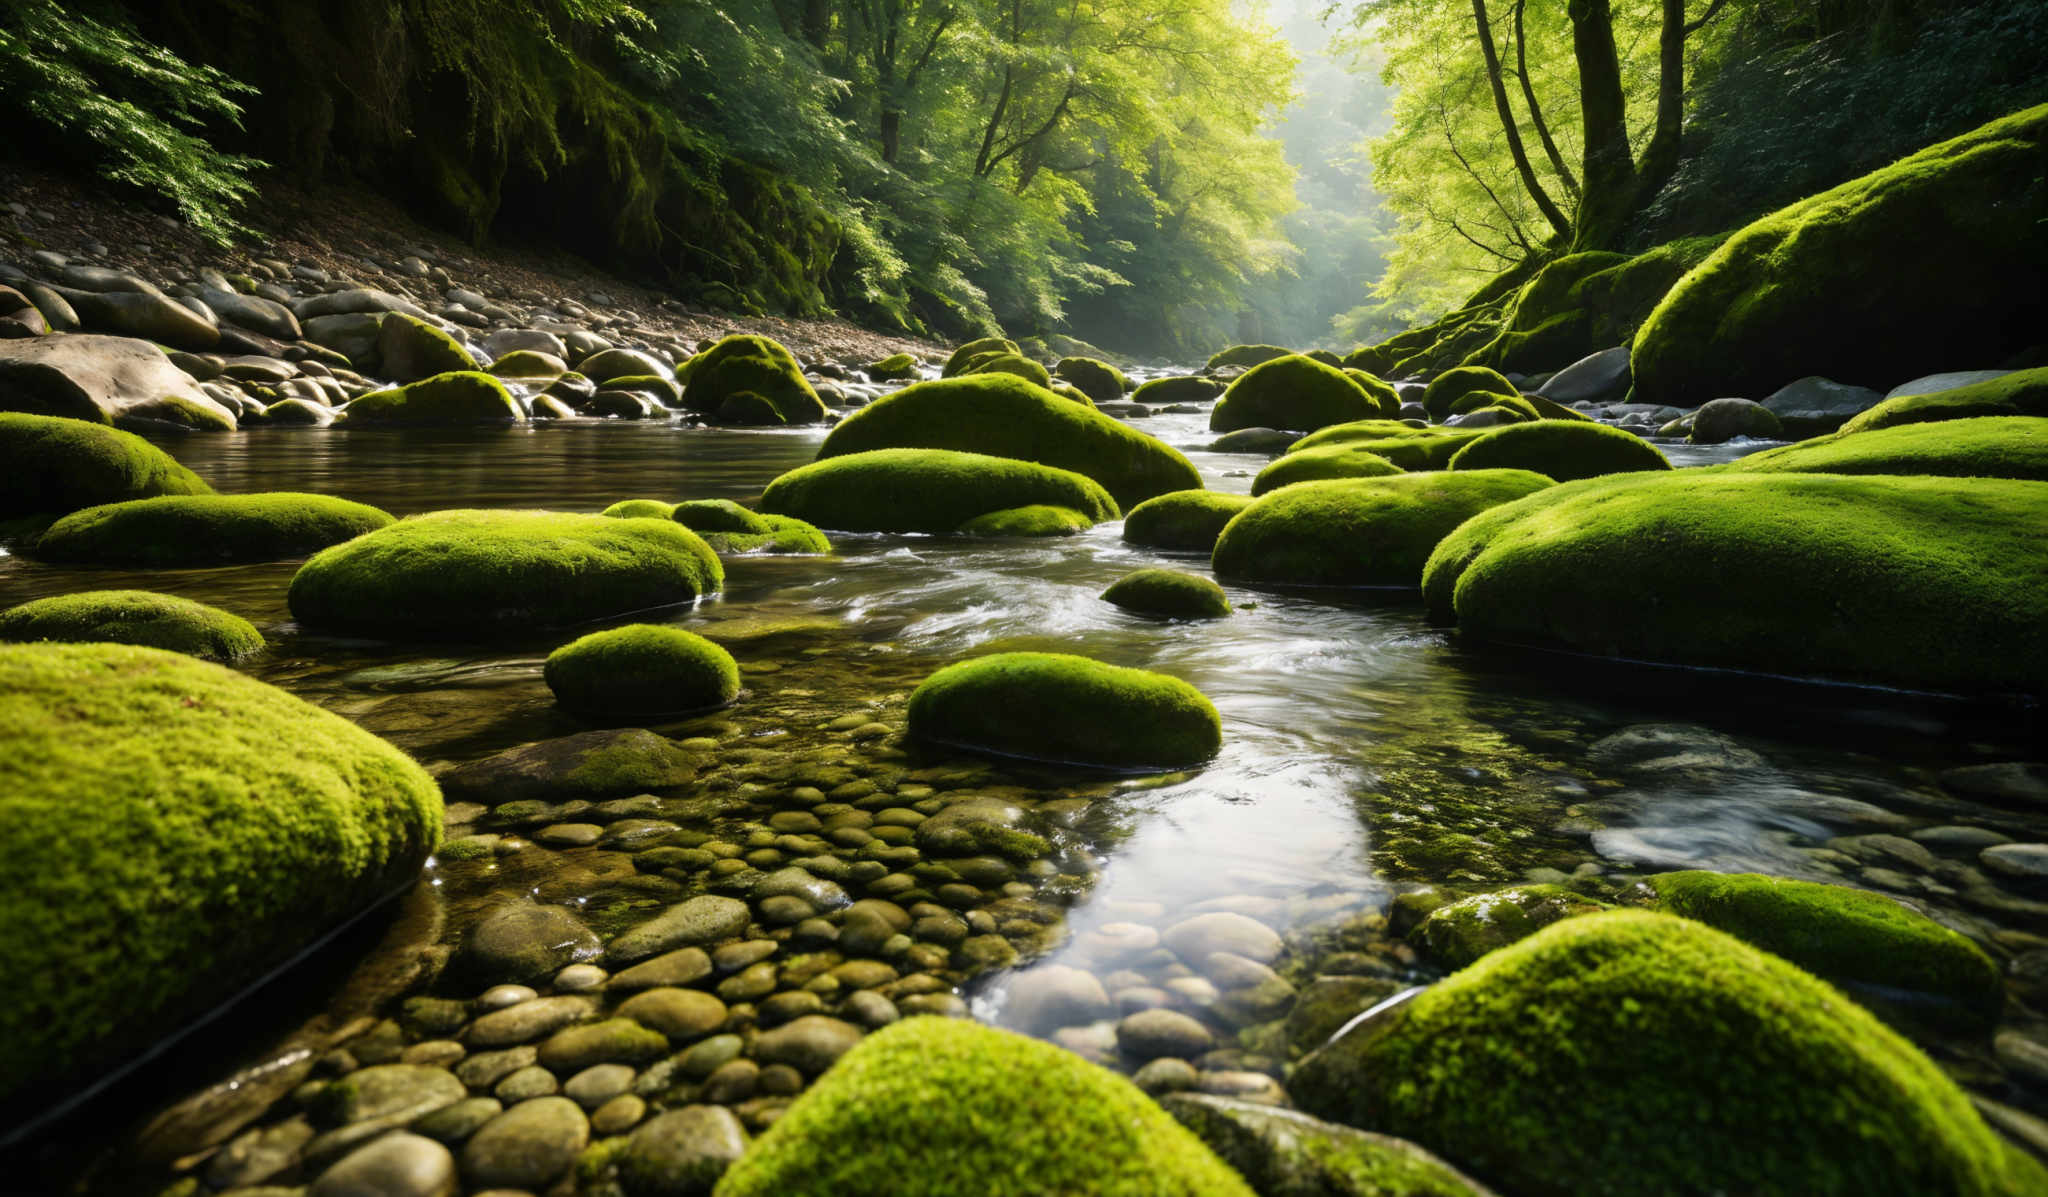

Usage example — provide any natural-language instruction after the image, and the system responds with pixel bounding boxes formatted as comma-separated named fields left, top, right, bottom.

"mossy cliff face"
left=0, top=412, right=211, bottom=518
left=1290, top=911, right=2041, bottom=1197
left=907, top=651, right=1222, bottom=771
left=1632, top=104, right=2048, bottom=407
left=679, top=335, right=827, bottom=425
left=33, top=492, right=394, bottom=567
left=0, top=643, right=441, bottom=1113
left=1210, top=355, right=1387, bottom=434
left=1730, top=416, right=2048, bottom=482
left=760, top=448, right=1119, bottom=534
left=0, top=589, right=264, bottom=662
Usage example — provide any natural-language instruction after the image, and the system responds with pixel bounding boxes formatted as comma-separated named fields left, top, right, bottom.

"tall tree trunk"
left=881, top=107, right=902, bottom=163
left=1514, top=0, right=1578, bottom=199
left=803, top=0, right=831, bottom=48
left=1471, top=0, right=1571, bottom=240
left=1639, top=0, right=1730, bottom=198
left=1567, top=0, right=1636, bottom=250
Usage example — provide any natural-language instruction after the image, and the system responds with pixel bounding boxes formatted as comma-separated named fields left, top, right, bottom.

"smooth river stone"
left=309, top=1132, right=457, bottom=1197
left=1161, top=913, right=1282, bottom=965
left=608, top=895, right=751, bottom=962
left=460, top=1096, right=590, bottom=1189
left=607, top=946, right=714, bottom=991
left=1116, top=1009, right=1215, bottom=1060
left=466, top=996, right=595, bottom=1047
left=615, top=987, right=729, bottom=1040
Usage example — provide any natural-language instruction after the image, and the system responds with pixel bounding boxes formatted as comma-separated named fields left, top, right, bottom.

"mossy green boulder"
left=1421, top=472, right=2048, bottom=694
left=1251, top=444, right=1403, bottom=496
left=1730, top=417, right=2048, bottom=482
left=867, top=353, right=919, bottom=381
left=671, top=498, right=831, bottom=552
left=1055, top=356, right=1128, bottom=404
left=1447, top=421, right=1671, bottom=482
left=0, top=411, right=212, bottom=518
left=762, top=449, right=1117, bottom=534
left=1290, top=910, right=2040, bottom=1197
left=672, top=499, right=772, bottom=534
left=957, top=504, right=1095, bottom=537
left=1162, top=1095, right=1497, bottom=1197
left=545, top=624, right=741, bottom=718
left=964, top=352, right=1054, bottom=389
left=0, top=589, right=264, bottom=662
left=1841, top=369, right=2048, bottom=433
left=908, top=651, right=1221, bottom=770
left=1421, top=366, right=1517, bottom=422
left=34, top=492, right=394, bottom=566
left=815, top=373, right=1200, bottom=508
left=1342, top=369, right=1402, bottom=417
left=678, top=335, right=827, bottom=425
left=1102, top=569, right=1231, bottom=619
left=941, top=336, right=1020, bottom=377
left=376, top=313, right=479, bottom=383
left=1211, top=355, right=1388, bottom=434
left=603, top=498, right=679, bottom=520
left=1213, top=471, right=1554, bottom=589
left=1206, top=344, right=1293, bottom=371
left=1289, top=421, right=1486, bottom=471
left=1133, top=376, right=1225, bottom=405
left=1122, top=491, right=1255, bottom=553
left=1632, top=104, right=2048, bottom=408
left=1409, top=885, right=1609, bottom=970
left=289, top=510, right=723, bottom=638
left=1462, top=237, right=1724, bottom=374
left=0, top=642, right=441, bottom=1112
left=343, top=370, right=523, bottom=424
left=488, top=349, right=567, bottom=378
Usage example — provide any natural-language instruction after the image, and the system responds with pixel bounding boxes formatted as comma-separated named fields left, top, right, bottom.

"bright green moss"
left=672, top=499, right=772, bottom=534
left=376, top=313, right=479, bottom=383
left=0, top=589, right=264, bottom=662
left=34, top=493, right=393, bottom=566
left=1252, top=444, right=1403, bottom=496
left=1638, top=871, right=2003, bottom=1025
left=1212, top=471, right=1554, bottom=589
left=1054, top=356, right=1128, bottom=404
left=1205, top=344, right=1293, bottom=371
left=815, top=374, right=1200, bottom=508
left=606, top=375, right=684, bottom=407
left=964, top=353, right=1054, bottom=389
left=545, top=624, right=740, bottom=718
left=0, top=412, right=212, bottom=518
left=488, top=349, right=566, bottom=378
left=715, top=391, right=787, bottom=425
left=714, top=1018, right=1254, bottom=1197
left=940, top=337, right=1018, bottom=377
left=1731, top=416, right=2048, bottom=482
left=1122, top=491, right=1255, bottom=553
left=908, top=652, right=1221, bottom=770
left=678, top=335, right=827, bottom=425
left=1447, top=421, right=1671, bottom=482
left=1463, top=237, right=1725, bottom=374
left=956, top=504, right=1095, bottom=537
left=1422, top=367, right=1517, bottom=422
left=1420, top=472, right=2048, bottom=693
left=1049, top=382, right=1099, bottom=408
left=1632, top=105, right=2048, bottom=407
left=868, top=353, right=919, bottom=381
left=1447, top=391, right=1534, bottom=420
left=1163, top=1096, right=1494, bottom=1197
left=762, top=449, right=1117, bottom=534
left=1210, top=355, right=1386, bottom=434
left=1342, top=370, right=1402, bottom=418
left=1133, top=376, right=1224, bottom=405
left=1289, top=421, right=1485, bottom=471
left=1101, top=569, right=1231, bottom=619
left=289, top=509, right=723, bottom=638
left=603, top=499, right=679, bottom=520
left=343, top=370, right=523, bottom=424
left=1291, top=911, right=2041, bottom=1197
left=700, top=513, right=832, bottom=554
left=1409, top=885, right=1609, bottom=970
left=0, top=643, right=441, bottom=1107
left=1841, top=369, right=2048, bottom=433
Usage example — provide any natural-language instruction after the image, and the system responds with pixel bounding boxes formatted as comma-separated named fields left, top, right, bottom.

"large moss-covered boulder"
left=761, top=449, right=1118, bottom=534
left=1211, top=356, right=1387, bottom=434
left=715, top=1017, right=1255, bottom=1197
left=1122, top=491, right=1255, bottom=553
left=0, top=643, right=441, bottom=1114
left=1632, top=104, right=2048, bottom=408
left=0, top=412, right=211, bottom=518
left=343, top=371, right=523, bottom=424
left=671, top=499, right=832, bottom=553
left=1730, top=416, right=2048, bottom=482
left=1447, top=421, right=1671, bottom=482
left=289, top=510, right=723, bottom=638
left=1102, top=569, right=1231, bottom=619
left=907, top=652, right=1221, bottom=771
left=1421, top=473, right=2048, bottom=693
left=1841, top=368, right=2048, bottom=434
left=942, top=337, right=1020, bottom=377
left=965, top=352, right=1054, bottom=389
left=1055, top=356, right=1128, bottom=404
left=1343, top=370, right=1402, bottom=418
left=1290, top=911, right=2040, bottom=1197
left=1134, top=376, right=1225, bottom=405
left=679, top=335, right=827, bottom=425
left=545, top=624, right=741, bottom=718
left=1251, top=444, right=1403, bottom=496
left=1421, top=367, right=1517, bottom=422
left=34, top=493, right=394, bottom=566
left=1162, top=1095, right=1499, bottom=1197
left=1206, top=344, right=1293, bottom=371
left=1289, top=421, right=1487, bottom=471
left=1463, top=237, right=1724, bottom=375
left=1213, top=471, right=1554, bottom=589
left=376, top=313, right=478, bottom=383
left=815, top=374, right=1200, bottom=508
left=0, top=589, right=263, bottom=662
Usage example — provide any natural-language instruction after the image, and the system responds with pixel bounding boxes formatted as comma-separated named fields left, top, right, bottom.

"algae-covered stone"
left=1135, top=376, right=1225, bottom=405
left=377, top=313, right=478, bottom=384
left=0, top=412, right=212, bottom=518
left=1689, top=397, right=1782, bottom=444
left=344, top=371, right=523, bottom=424
left=964, top=352, right=1053, bottom=388
left=713, top=1017, right=1256, bottom=1197
left=544, top=625, right=741, bottom=718
left=1211, top=356, right=1387, bottom=434
left=490, top=349, right=568, bottom=379
left=1841, top=368, right=2048, bottom=433
left=0, top=589, right=263, bottom=662
left=440, top=728, right=698, bottom=806
left=1290, top=910, right=2041, bottom=1197
left=1122, top=491, right=1255, bottom=553
left=0, top=643, right=441, bottom=1111
left=289, top=510, right=723, bottom=638
left=1251, top=444, right=1403, bottom=496
left=1054, top=356, right=1128, bottom=404
left=1206, top=344, right=1293, bottom=371
left=1213, top=471, right=1554, bottom=589
left=956, top=504, right=1094, bottom=537
left=907, top=651, right=1221, bottom=771
left=679, top=335, right=827, bottom=425
left=1163, top=1095, right=1499, bottom=1197
left=34, top=492, right=393, bottom=566
left=760, top=449, right=1117, bottom=534
left=1102, top=569, right=1231, bottom=619
left=604, top=499, right=680, bottom=520
left=815, top=374, right=1200, bottom=508
left=868, top=353, right=919, bottom=381
left=1420, top=472, right=2048, bottom=694
left=673, top=503, right=831, bottom=553
left=1446, top=421, right=1670, bottom=482
left=622, top=1105, right=748, bottom=1196
left=1288, top=421, right=1486, bottom=471
left=1731, top=417, right=2048, bottom=482
left=941, top=336, right=1020, bottom=377
left=1410, top=885, right=1608, bottom=970
left=1420, top=367, right=1517, bottom=422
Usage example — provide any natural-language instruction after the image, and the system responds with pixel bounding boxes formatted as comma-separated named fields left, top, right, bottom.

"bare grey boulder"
left=0, top=334, right=236, bottom=430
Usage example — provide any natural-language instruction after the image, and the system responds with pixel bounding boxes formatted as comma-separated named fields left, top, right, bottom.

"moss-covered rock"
left=1133, top=376, right=1225, bottom=405
left=1251, top=444, right=1403, bottom=496
left=701, top=514, right=832, bottom=554
left=1055, top=356, right=1128, bottom=404
left=1446, top=421, right=1671, bottom=482
left=867, top=353, right=919, bottom=381
left=1122, top=491, right=1255, bottom=553
left=1420, top=472, right=2048, bottom=694
left=714, top=1017, right=1253, bottom=1196
left=1421, top=367, right=1517, bottom=422
left=1290, top=910, right=2040, bottom=1197
left=672, top=499, right=771, bottom=534
left=941, top=337, right=1020, bottom=377
left=607, top=375, right=684, bottom=408
left=1446, top=391, right=1537, bottom=422
left=1342, top=370, right=1402, bottom=418
left=34, top=492, right=394, bottom=566
left=1290, top=421, right=1486, bottom=471
left=0, top=411, right=212, bottom=518
left=289, top=510, right=723, bottom=638
left=489, top=349, right=567, bottom=379
left=678, top=335, right=827, bottom=425
left=1213, top=471, right=1554, bottom=589
left=0, top=643, right=441, bottom=1112
left=814, top=374, right=1199, bottom=508
left=1206, top=344, right=1293, bottom=371
left=957, top=504, right=1094, bottom=537
left=1632, top=105, right=2048, bottom=408
left=1410, top=885, right=1609, bottom=970
left=762, top=448, right=1117, bottom=534
left=376, top=313, right=478, bottom=384
left=0, top=589, right=263, bottom=662
left=908, top=652, right=1221, bottom=770
left=580, top=348, right=674, bottom=384
left=715, top=391, right=785, bottom=425
left=1730, top=417, right=2048, bottom=482
left=1211, top=356, right=1388, bottom=434
left=1102, top=569, right=1231, bottom=619
left=1841, top=368, right=2048, bottom=434
left=1048, top=382, right=1099, bottom=408
left=545, top=624, right=741, bottom=718
left=603, top=498, right=680, bottom=520
left=1463, top=237, right=1725, bottom=375
left=965, top=353, right=1054, bottom=389
left=1162, top=1095, right=1497, bottom=1197
left=343, top=370, right=523, bottom=424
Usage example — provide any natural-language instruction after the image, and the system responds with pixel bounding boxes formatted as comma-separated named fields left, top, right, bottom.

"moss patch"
left=672, top=499, right=771, bottom=534
left=1290, top=421, right=1486, bottom=471
left=762, top=449, right=1118, bottom=534
left=0, top=589, right=264, bottom=662
left=1252, top=444, right=1403, bottom=496
left=1054, top=356, right=1128, bottom=404
left=1122, top=491, right=1255, bottom=553
left=34, top=493, right=393, bottom=567
left=964, top=353, right=1054, bottom=389
left=545, top=624, right=741, bottom=718
left=956, top=505, right=1095, bottom=537
left=344, top=371, right=523, bottom=424
left=941, top=337, right=1020, bottom=377
left=1410, top=885, right=1609, bottom=970
left=1211, top=355, right=1386, bottom=434
left=603, top=499, right=680, bottom=520
left=1730, top=416, right=2048, bottom=482
left=1841, top=369, right=2048, bottom=434
left=1206, top=344, right=1293, bottom=371
left=868, top=353, right=919, bottom=381
left=1421, top=367, right=1517, bottom=422
left=679, top=335, right=827, bottom=425
left=1101, top=569, right=1231, bottom=619
left=0, top=412, right=212, bottom=519
left=908, top=652, right=1221, bottom=771
left=1447, top=421, right=1671, bottom=482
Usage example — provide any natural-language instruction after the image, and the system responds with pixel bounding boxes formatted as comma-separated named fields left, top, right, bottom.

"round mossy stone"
left=1252, top=444, right=1403, bottom=495
left=0, top=589, right=263, bottom=661
left=699, top=513, right=832, bottom=554
left=489, top=349, right=567, bottom=378
left=964, top=353, right=1053, bottom=388
left=0, top=411, right=211, bottom=518
left=868, top=353, right=919, bottom=381
left=715, top=390, right=786, bottom=426
left=761, top=448, right=1117, bottom=534
left=545, top=624, right=740, bottom=718
left=1212, top=470, right=1555, bottom=589
left=907, top=651, right=1221, bottom=770
left=1341, top=369, right=1401, bottom=417
left=1122, top=491, right=1255, bottom=553
left=1408, top=884, right=1609, bottom=970
left=672, top=499, right=772, bottom=535
left=343, top=370, right=522, bottom=424
left=941, top=336, right=1020, bottom=377
left=603, top=498, right=679, bottom=519
left=715, top=1016, right=1257, bottom=1197
left=1211, top=355, right=1386, bottom=434
left=1841, top=367, right=2048, bottom=434
left=1447, top=420, right=1671, bottom=481
left=1422, top=366, right=1518, bottom=422
left=1291, top=910, right=2044, bottom=1197
left=0, top=643, right=442, bottom=1112
left=1102, top=569, right=1231, bottom=619
left=1731, top=416, right=2048, bottom=482
left=816, top=373, right=1200, bottom=508
left=1134, top=376, right=1225, bottom=405
left=1288, top=420, right=1486, bottom=470
left=956, top=504, right=1094, bottom=537
left=376, top=313, right=479, bottom=384
left=1053, top=356, right=1127, bottom=404
left=678, top=335, right=826, bottom=425
left=1205, top=344, right=1292, bottom=371
left=34, top=492, right=394, bottom=566
left=289, top=509, right=724, bottom=638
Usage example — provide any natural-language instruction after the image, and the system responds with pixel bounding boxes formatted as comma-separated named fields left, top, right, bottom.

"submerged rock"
left=441, top=729, right=699, bottom=806
left=1164, top=1094, right=1500, bottom=1197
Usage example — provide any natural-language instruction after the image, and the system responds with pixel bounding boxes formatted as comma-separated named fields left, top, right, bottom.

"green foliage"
left=0, top=590, right=264, bottom=662
left=907, top=652, right=1222, bottom=770
left=0, top=412, right=212, bottom=519
left=760, top=448, right=1119, bottom=533
left=1731, top=417, right=2048, bottom=482
left=33, top=493, right=394, bottom=567
left=544, top=623, right=740, bottom=717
